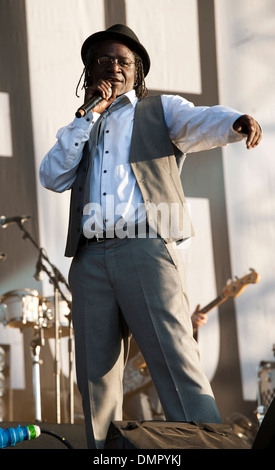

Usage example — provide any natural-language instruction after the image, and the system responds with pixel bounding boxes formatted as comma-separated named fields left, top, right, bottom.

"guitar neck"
left=199, top=294, right=226, bottom=314
left=197, top=271, right=259, bottom=315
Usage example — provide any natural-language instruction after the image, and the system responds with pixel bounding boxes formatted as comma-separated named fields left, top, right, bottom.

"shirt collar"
left=93, top=90, right=137, bottom=119
left=125, top=89, right=137, bottom=105
left=115, top=89, right=137, bottom=107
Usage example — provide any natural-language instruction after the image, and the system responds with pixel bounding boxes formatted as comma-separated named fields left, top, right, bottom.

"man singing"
left=40, top=24, right=262, bottom=448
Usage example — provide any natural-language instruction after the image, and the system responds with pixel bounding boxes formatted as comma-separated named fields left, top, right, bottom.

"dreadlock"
left=133, top=52, right=148, bottom=99
left=75, top=43, right=148, bottom=99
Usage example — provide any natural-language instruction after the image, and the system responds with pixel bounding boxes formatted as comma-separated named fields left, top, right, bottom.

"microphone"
left=0, top=424, right=41, bottom=448
left=75, top=95, right=104, bottom=118
left=0, top=215, right=31, bottom=228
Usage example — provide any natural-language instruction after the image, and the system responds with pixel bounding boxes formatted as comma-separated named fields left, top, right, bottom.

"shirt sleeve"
left=161, top=94, right=245, bottom=154
left=39, top=112, right=96, bottom=192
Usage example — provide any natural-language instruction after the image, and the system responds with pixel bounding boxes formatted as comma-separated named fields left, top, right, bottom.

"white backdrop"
left=215, top=0, right=275, bottom=399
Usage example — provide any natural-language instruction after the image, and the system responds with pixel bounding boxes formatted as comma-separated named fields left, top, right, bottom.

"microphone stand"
left=15, top=220, right=74, bottom=424
left=30, top=328, right=44, bottom=422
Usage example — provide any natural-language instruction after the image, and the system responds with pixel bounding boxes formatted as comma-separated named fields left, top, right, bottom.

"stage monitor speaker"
left=104, top=420, right=251, bottom=449
left=252, top=396, right=275, bottom=449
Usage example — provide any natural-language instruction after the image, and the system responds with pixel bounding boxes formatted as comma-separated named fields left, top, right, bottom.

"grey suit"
left=68, top=96, right=222, bottom=449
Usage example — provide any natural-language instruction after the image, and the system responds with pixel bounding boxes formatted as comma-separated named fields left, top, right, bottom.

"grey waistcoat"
left=64, top=95, right=194, bottom=257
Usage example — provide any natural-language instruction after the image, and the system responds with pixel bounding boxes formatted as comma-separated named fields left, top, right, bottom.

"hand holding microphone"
left=75, top=79, right=116, bottom=117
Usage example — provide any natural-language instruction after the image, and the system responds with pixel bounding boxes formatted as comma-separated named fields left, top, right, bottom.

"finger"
left=97, top=82, right=112, bottom=100
left=111, top=87, right=118, bottom=100
left=196, top=316, right=207, bottom=328
left=247, top=123, right=262, bottom=149
left=250, top=123, right=262, bottom=148
left=194, top=304, right=201, bottom=314
left=246, top=126, right=256, bottom=149
left=242, top=115, right=254, bottom=148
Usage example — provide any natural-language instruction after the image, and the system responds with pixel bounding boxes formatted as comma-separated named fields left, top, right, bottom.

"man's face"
left=89, top=40, right=136, bottom=96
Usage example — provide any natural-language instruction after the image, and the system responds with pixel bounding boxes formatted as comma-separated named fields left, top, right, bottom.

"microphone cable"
left=40, top=428, right=74, bottom=449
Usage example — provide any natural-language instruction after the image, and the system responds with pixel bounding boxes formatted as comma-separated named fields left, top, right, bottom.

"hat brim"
left=81, top=30, right=150, bottom=77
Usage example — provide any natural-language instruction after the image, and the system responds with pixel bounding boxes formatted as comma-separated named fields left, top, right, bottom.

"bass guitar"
left=123, top=269, right=260, bottom=396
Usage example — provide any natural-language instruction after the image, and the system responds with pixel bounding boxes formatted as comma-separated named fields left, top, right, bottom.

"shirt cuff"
left=228, top=113, right=245, bottom=142
left=71, top=110, right=95, bottom=130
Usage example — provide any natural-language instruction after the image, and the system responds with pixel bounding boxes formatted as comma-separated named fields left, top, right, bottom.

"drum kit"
left=0, top=216, right=74, bottom=424
left=256, top=347, right=275, bottom=425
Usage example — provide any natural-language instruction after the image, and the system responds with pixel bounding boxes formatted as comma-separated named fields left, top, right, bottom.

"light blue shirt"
left=40, top=91, right=243, bottom=236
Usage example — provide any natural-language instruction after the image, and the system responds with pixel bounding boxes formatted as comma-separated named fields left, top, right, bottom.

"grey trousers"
left=69, top=236, right=221, bottom=449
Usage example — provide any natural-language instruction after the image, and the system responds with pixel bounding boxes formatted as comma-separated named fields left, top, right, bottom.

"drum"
left=0, top=289, right=40, bottom=328
left=0, top=303, right=6, bottom=324
left=123, top=351, right=151, bottom=396
left=257, top=361, right=275, bottom=411
left=39, top=295, right=71, bottom=338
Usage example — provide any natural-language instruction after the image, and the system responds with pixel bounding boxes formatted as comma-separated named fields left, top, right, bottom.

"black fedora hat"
left=81, top=24, right=150, bottom=77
